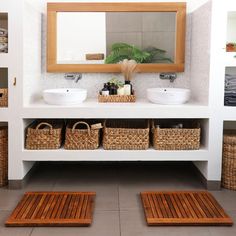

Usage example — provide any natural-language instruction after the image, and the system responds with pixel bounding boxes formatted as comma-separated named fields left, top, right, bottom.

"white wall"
left=190, top=0, right=212, bottom=105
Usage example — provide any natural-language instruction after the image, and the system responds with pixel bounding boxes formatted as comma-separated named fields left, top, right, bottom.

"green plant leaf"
left=105, top=43, right=172, bottom=64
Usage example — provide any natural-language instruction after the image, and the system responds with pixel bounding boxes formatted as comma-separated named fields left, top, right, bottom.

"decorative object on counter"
left=151, top=120, right=200, bottom=150
left=0, top=126, right=8, bottom=187
left=222, top=130, right=236, bottom=190
left=98, top=94, right=136, bottom=103
left=26, top=120, right=64, bottom=150
left=226, top=42, right=236, bottom=52
left=86, top=53, right=104, bottom=60
left=103, top=119, right=150, bottom=150
left=98, top=76, right=136, bottom=103
left=65, top=120, right=102, bottom=150
left=105, top=43, right=172, bottom=64
left=101, top=83, right=110, bottom=96
left=225, top=74, right=236, bottom=106
left=121, top=59, right=138, bottom=96
left=0, top=28, right=8, bottom=53
left=0, top=88, right=8, bottom=107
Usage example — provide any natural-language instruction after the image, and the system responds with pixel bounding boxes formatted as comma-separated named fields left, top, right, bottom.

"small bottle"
left=107, top=82, right=111, bottom=95
left=101, top=83, right=109, bottom=96
left=110, top=83, right=117, bottom=95
left=117, top=86, right=125, bottom=95
left=124, top=80, right=132, bottom=95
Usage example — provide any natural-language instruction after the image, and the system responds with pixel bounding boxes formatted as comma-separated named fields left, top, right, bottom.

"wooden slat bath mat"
left=5, top=192, right=96, bottom=227
left=141, top=191, right=233, bottom=226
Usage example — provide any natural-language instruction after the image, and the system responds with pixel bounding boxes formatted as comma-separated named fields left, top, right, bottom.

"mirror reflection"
left=57, top=12, right=176, bottom=64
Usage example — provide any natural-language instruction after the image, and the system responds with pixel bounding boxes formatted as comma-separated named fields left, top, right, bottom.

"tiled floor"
left=0, top=162, right=236, bottom=236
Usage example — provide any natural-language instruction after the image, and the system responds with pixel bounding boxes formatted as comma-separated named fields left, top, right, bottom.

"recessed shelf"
left=0, top=108, right=9, bottom=121
left=22, top=147, right=209, bottom=162
left=225, top=52, right=236, bottom=67
left=0, top=12, right=8, bottom=54
left=23, top=99, right=210, bottom=119
left=223, top=106, right=236, bottom=120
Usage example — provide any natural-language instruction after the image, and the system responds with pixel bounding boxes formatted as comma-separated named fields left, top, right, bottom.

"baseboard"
left=191, top=163, right=221, bottom=190
left=8, top=162, right=39, bottom=189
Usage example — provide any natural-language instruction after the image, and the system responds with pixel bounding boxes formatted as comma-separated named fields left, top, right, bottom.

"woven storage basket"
left=103, top=119, right=150, bottom=150
left=65, top=120, right=102, bottom=150
left=222, top=130, right=236, bottom=190
left=26, top=120, right=64, bottom=150
left=98, top=94, right=136, bottom=103
left=0, top=88, right=8, bottom=107
left=0, top=127, right=8, bottom=187
left=151, top=120, right=201, bottom=150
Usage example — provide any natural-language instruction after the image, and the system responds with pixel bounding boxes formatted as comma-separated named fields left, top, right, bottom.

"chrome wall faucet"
left=159, top=73, right=177, bottom=83
left=64, top=73, right=82, bottom=83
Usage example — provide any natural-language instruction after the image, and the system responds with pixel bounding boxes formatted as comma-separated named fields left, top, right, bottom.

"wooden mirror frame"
left=47, top=2, right=186, bottom=73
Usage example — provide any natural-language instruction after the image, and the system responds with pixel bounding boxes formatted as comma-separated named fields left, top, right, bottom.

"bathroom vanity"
left=0, top=0, right=235, bottom=190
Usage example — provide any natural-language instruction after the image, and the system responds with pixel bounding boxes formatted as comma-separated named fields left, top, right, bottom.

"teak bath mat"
left=5, top=192, right=96, bottom=227
left=141, top=191, right=233, bottom=226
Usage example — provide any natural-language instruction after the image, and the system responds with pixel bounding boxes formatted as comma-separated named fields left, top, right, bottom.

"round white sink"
left=43, top=88, right=87, bottom=105
left=147, top=88, right=191, bottom=105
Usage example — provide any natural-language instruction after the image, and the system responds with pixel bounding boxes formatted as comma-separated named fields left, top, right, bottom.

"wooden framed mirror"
left=47, top=2, right=186, bottom=73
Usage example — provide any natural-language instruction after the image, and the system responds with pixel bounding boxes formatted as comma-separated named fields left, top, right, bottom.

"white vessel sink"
left=43, top=88, right=87, bottom=105
left=147, top=88, right=191, bottom=105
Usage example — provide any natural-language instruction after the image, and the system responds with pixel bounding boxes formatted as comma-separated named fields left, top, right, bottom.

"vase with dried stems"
left=120, top=59, right=138, bottom=95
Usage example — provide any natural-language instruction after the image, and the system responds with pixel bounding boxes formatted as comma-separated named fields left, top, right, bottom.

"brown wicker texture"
left=98, top=95, right=136, bottom=103
left=65, top=120, right=102, bottom=150
left=222, top=130, right=236, bottom=190
left=151, top=120, right=201, bottom=150
left=103, top=119, right=150, bottom=150
left=0, top=88, right=8, bottom=107
left=0, top=127, right=8, bottom=187
left=26, top=121, right=64, bottom=150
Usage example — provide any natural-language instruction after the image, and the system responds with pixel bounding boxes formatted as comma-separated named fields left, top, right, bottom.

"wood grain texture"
left=141, top=191, right=233, bottom=226
left=47, top=2, right=186, bottom=73
left=5, top=192, right=96, bottom=227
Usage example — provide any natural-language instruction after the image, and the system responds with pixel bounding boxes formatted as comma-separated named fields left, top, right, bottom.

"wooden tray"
left=98, top=94, right=136, bottom=103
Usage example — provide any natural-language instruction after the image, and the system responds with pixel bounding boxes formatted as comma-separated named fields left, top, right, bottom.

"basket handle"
left=36, top=122, right=53, bottom=134
left=72, top=121, right=91, bottom=136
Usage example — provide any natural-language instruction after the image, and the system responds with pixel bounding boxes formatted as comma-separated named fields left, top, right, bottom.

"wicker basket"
left=103, top=119, right=150, bottom=150
left=222, top=130, right=236, bottom=190
left=0, top=88, right=8, bottom=107
left=26, top=120, right=64, bottom=150
left=151, top=120, right=201, bottom=150
left=98, top=94, right=136, bottom=103
left=0, top=126, right=8, bottom=187
left=65, top=120, right=102, bottom=150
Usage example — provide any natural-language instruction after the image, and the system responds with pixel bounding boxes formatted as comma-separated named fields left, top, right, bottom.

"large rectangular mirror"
left=47, top=3, right=186, bottom=73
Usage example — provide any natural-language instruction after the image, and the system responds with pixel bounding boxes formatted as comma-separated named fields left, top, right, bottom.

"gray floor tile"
left=0, top=211, right=33, bottom=236
left=53, top=180, right=119, bottom=211
left=208, top=210, right=236, bottom=236
left=119, top=178, right=204, bottom=210
left=211, top=189, right=236, bottom=211
left=0, top=189, right=24, bottom=211
left=31, top=210, right=120, bottom=236
left=120, top=209, right=211, bottom=236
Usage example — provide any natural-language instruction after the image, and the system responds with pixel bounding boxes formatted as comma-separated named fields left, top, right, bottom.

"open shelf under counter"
left=23, top=98, right=210, bottom=119
left=0, top=54, right=10, bottom=67
left=22, top=147, right=209, bottom=162
left=0, top=108, right=9, bottom=121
